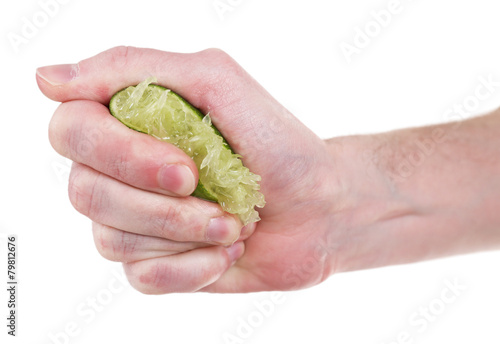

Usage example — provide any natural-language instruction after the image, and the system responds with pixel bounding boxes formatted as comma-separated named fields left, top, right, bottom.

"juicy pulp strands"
left=109, top=77, right=265, bottom=225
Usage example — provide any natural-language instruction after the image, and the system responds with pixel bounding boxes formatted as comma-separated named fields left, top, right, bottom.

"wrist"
left=325, top=114, right=500, bottom=273
left=323, top=134, right=414, bottom=272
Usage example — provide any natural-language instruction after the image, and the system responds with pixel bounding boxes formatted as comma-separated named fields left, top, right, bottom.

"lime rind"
left=109, top=77, right=265, bottom=225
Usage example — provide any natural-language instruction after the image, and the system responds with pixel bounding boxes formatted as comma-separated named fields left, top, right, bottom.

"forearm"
left=327, top=109, right=500, bottom=272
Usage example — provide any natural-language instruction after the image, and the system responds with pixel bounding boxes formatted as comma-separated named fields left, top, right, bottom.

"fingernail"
left=207, top=216, right=239, bottom=245
left=225, top=242, right=244, bottom=263
left=36, top=64, right=79, bottom=86
left=238, top=222, right=256, bottom=241
left=158, top=164, right=195, bottom=196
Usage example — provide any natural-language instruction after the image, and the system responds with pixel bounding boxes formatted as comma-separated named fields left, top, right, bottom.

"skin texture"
left=37, top=46, right=500, bottom=294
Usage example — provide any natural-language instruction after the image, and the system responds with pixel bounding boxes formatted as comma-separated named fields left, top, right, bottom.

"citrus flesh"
left=109, top=77, right=265, bottom=225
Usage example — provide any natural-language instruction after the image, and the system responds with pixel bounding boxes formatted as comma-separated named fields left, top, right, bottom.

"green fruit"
left=109, top=77, right=265, bottom=225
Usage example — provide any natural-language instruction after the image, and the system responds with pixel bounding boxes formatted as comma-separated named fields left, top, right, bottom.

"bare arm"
left=327, top=109, right=500, bottom=272
left=38, top=47, right=500, bottom=293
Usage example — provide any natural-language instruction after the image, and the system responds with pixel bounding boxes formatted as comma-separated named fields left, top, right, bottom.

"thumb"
left=36, top=46, right=256, bottom=110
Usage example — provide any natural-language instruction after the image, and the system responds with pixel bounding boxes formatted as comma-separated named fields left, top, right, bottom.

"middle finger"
left=69, top=162, right=242, bottom=245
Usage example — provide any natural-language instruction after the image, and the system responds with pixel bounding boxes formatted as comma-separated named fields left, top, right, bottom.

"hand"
left=37, top=47, right=340, bottom=293
left=37, top=47, right=500, bottom=294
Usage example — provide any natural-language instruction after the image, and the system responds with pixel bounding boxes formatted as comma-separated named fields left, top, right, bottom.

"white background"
left=1, top=0, right=499, bottom=343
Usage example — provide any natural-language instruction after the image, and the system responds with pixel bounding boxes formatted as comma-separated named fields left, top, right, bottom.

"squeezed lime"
left=109, top=77, right=265, bottom=225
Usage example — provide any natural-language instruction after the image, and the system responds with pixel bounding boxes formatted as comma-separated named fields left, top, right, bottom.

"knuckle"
left=148, top=203, right=183, bottom=239
left=66, top=122, right=97, bottom=161
left=92, top=223, right=114, bottom=260
left=48, top=105, right=65, bottom=154
left=197, top=48, right=240, bottom=76
left=125, top=261, right=174, bottom=295
left=68, top=164, right=90, bottom=215
left=142, top=262, right=173, bottom=292
left=124, top=274, right=149, bottom=294
left=148, top=202, right=206, bottom=241
left=198, top=48, right=231, bottom=63
left=50, top=103, right=93, bottom=160
left=190, top=49, right=244, bottom=110
left=93, top=224, right=137, bottom=262
left=51, top=103, right=106, bottom=162
left=68, top=165, right=107, bottom=220
left=99, top=46, right=136, bottom=70
left=105, top=144, right=131, bottom=181
left=115, top=230, right=139, bottom=262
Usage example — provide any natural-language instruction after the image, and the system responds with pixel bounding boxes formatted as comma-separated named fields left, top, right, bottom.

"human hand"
left=38, top=47, right=500, bottom=294
left=37, top=47, right=342, bottom=293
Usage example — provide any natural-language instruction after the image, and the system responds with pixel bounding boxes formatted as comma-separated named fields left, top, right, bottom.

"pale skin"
left=36, top=46, right=500, bottom=294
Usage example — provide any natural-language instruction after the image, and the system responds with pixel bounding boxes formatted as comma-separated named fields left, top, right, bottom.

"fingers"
left=92, top=218, right=262, bottom=293
left=122, top=242, right=245, bottom=294
left=37, top=46, right=287, bottom=162
left=92, top=222, right=209, bottom=263
left=50, top=100, right=198, bottom=197
left=70, top=162, right=242, bottom=245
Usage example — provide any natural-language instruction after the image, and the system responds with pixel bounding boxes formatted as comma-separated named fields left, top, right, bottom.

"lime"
left=109, top=77, right=265, bottom=225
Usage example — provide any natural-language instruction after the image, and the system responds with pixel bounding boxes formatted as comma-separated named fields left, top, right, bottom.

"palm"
left=211, top=110, right=337, bottom=292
